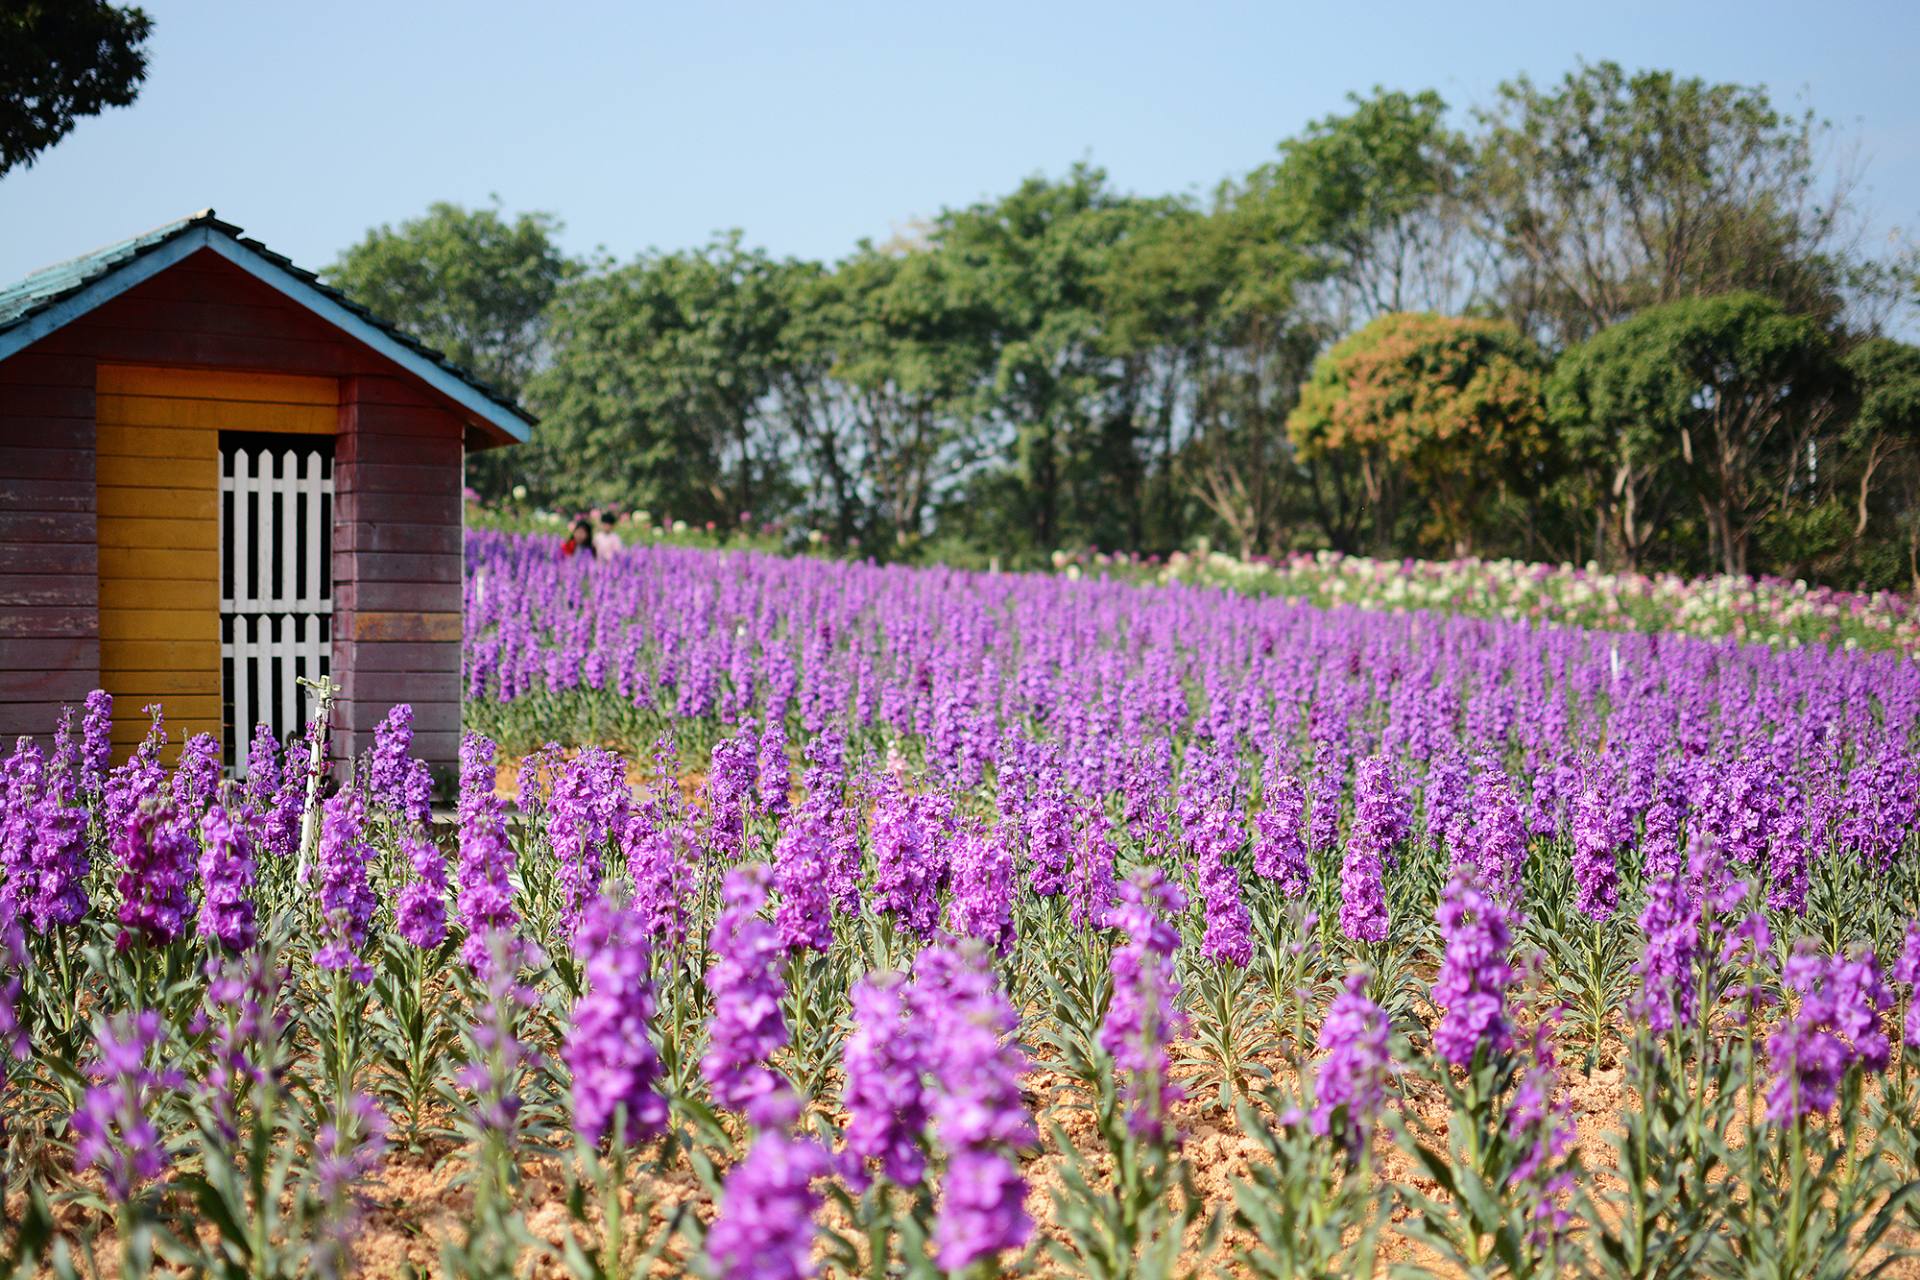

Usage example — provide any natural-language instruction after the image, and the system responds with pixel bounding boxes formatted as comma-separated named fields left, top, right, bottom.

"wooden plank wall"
left=335, top=376, right=466, bottom=770
left=0, top=348, right=99, bottom=742
left=94, top=364, right=338, bottom=758
left=0, top=247, right=480, bottom=774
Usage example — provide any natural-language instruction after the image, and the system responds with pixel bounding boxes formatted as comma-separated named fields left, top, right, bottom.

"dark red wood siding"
left=334, top=378, right=467, bottom=769
left=0, top=347, right=99, bottom=740
left=0, top=247, right=484, bottom=774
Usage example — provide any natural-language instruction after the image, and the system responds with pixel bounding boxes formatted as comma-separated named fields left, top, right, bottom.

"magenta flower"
left=705, top=1128, right=829, bottom=1280
left=566, top=897, right=666, bottom=1147
left=1311, top=973, right=1392, bottom=1150
left=196, top=803, right=258, bottom=952
left=1100, top=869, right=1188, bottom=1136
left=71, top=1009, right=183, bottom=1202
left=114, top=799, right=197, bottom=949
left=1431, top=870, right=1517, bottom=1068
left=702, top=866, right=792, bottom=1125
left=914, top=942, right=1033, bottom=1271
left=842, top=971, right=931, bottom=1189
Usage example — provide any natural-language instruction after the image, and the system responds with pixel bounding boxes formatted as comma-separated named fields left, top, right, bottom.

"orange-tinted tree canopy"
left=1287, top=312, right=1547, bottom=553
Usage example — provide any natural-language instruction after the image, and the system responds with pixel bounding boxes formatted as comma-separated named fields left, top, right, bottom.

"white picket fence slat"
left=219, top=446, right=332, bottom=614
left=221, top=616, right=331, bottom=775
left=219, top=441, right=334, bottom=777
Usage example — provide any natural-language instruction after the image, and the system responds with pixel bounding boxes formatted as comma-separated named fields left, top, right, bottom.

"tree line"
left=326, top=61, right=1920, bottom=585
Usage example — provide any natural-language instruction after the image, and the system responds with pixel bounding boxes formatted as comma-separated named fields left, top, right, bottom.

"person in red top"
left=563, top=516, right=595, bottom=559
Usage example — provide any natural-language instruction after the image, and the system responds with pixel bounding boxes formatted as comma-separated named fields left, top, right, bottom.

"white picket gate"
left=218, top=439, right=334, bottom=775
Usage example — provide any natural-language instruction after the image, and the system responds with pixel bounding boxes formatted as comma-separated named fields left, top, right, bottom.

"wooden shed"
left=0, top=211, right=531, bottom=775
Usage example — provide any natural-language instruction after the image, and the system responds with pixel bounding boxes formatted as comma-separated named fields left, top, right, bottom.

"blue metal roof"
left=0, top=210, right=533, bottom=443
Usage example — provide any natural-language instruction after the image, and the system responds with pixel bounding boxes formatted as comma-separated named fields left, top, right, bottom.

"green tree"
left=1839, top=338, right=1920, bottom=587
left=1547, top=292, right=1841, bottom=577
left=530, top=233, right=793, bottom=521
left=1243, top=87, right=1472, bottom=326
left=326, top=202, right=575, bottom=499
left=1473, top=61, right=1849, bottom=346
left=934, top=165, right=1143, bottom=554
left=0, top=2, right=151, bottom=175
left=818, top=242, right=995, bottom=551
left=1103, top=192, right=1321, bottom=557
left=1074, top=197, right=1224, bottom=552
left=764, top=259, right=862, bottom=545
left=1174, top=87, right=1478, bottom=557
left=326, top=202, right=573, bottom=400
left=1288, top=313, right=1547, bottom=556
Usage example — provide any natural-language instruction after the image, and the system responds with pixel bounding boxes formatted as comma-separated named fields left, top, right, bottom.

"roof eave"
left=0, top=224, right=534, bottom=446
left=199, top=234, right=533, bottom=445
left=0, top=225, right=215, bottom=366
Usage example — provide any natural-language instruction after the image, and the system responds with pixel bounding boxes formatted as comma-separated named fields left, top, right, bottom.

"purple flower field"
left=6, top=532, right=1920, bottom=1275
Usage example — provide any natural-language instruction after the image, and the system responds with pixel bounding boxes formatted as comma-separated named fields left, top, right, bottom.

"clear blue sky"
left=2, top=0, right=1917, bottom=284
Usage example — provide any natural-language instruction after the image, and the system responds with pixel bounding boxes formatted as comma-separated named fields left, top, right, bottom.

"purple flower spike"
left=549, top=747, right=630, bottom=939
left=114, top=799, right=197, bottom=950
left=702, top=866, right=792, bottom=1124
left=395, top=833, right=449, bottom=950
left=772, top=806, right=834, bottom=954
left=869, top=782, right=950, bottom=941
left=1100, top=869, right=1188, bottom=1136
left=624, top=809, right=690, bottom=947
left=566, top=897, right=667, bottom=1147
left=457, top=733, right=523, bottom=976
left=1569, top=765, right=1622, bottom=921
left=1431, top=869, right=1517, bottom=1068
left=1506, top=1015, right=1576, bottom=1245
left=1311, top=972, right=1392, bottom=1150
left=1340, top=756, right=1404, bottom=943
left=1634, top=866, right=1698, bottom=1034
left=1766, top=941, right=1893, bottom=1125
left=197, top=803, right=258, bottom=952
left=1197, top=845, right=1253, bottom=968
left=1895, top=921, right=1920, bottom=1051
left=914, top=942, right=1034, bottom=1272
left=170, top=732, right=222, bottom=821
left=842, top=972, right=932, bottom=1189
left=312, top=791, right=377, bottom=983
left=945, top=822, right=1016, bottom=954
left=28, top=770, right=90, bottom=931
left=706, top=1128, right=829, bottom=1280
left=71, top=1009, right=182, bottom=1202
left=1252, top=760, right=1310, bottom=896
left=80, top=689, right=112, bottom=795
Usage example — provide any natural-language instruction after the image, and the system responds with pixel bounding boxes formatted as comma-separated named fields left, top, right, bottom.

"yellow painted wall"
left=94, top=364, right=339, bottom=758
